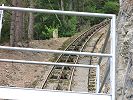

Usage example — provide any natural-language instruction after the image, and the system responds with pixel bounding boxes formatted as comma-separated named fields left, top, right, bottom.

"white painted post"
left=96, top=65, right=100, bottom=93
left=0, top=4, right=4, bottom=39
left=110, top=15, right=116, bottom=100
left=53, top=29, right=58, bottom=38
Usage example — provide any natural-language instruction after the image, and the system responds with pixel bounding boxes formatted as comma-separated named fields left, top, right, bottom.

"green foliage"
left=83, top=0, right=119, bottom=25
left=103, top=1, right=119, bottom=14
left=34, top=25, right=54, bottom=40
left=0, top=11, right=10, bottom=43
left=59, top=16, right=77, bottom=37
left=0, top=0, right=120, bottom=42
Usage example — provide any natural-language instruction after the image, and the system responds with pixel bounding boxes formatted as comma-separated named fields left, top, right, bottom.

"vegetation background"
left=0, top=0, right=119, bottom=46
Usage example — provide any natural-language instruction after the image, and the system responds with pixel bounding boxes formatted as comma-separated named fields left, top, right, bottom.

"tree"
left=69, top=0, right=73, bottom=11
left=60, top=0, right=65, bottom=23
left=0, top=0, right=119, bottom=43
left=28, top=0, right=34, bottom=41
left=10, top=0, right=23, bottom=46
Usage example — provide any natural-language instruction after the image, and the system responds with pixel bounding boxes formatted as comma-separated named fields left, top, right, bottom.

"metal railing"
left=0, top=5, right=116, bottom=100
left=0, top=4, right=4, bottom=39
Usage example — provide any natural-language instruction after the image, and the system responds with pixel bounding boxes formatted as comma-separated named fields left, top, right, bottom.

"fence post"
left=0, top=4, right=4, bottom=39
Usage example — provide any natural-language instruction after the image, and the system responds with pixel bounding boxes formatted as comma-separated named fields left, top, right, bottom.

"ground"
left=0, top=37, right=68, bottom=88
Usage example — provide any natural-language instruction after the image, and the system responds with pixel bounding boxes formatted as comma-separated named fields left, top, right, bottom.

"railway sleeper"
left=48, top=79, right=59, bottom=83
left=89, top=81, right=96, bottom=84
left=62, top=70, right=71, bottom=75
left=67, top=57, right=74, bottom=62
left=56, top=84, right=68, bottom=91
left=68, top=46, right=75, bottom=50
left=54, top=66, right=62, bottom=69
left=64, top=66, right=71, bottom=70
left=89, top=70, right=95, bottom=73
left=89, top=79, right=96, bottom=82
left=89, top=82, right=96, bottom=84
left=89, top=69, right=96, bottom=73
left=88, top=85, right=95, bottom=87
left=89, top=76, right=96, bottom=79
left=88, top=88, right=95, bottom=91
left=63, top=54, right=69, bottom=56
left=60, top=73, right=70, bottom=80
left=88, top=87, right=96, bottom=89
left=52, top=70, right=61, bottom=74
left=59, top=79, right=69, bottom=84
left=89, top=72, right=96, bottom=75
left=49, top=74, right=59, bottom=79
left=56, top=84, right=63, bottom=90
left=73, top=46, right=81, bottom=51
left=89, top=72, right=96, bottom=74
left=88, top=89, right=96, bottom=92
left=91, top=60, right=98, bottom=62
left=87, top=32, right=93, bottom=36
left=59, top=58, right=67, bottom=62
left=89, top=75, right=96, bottom=78
left=89, top=73, right=96, bottom=76
left=92, top=56, right=98, bottom=59
left=89, top=77, right=96, bottom=80
left=89, top=78, right=96, bottom=81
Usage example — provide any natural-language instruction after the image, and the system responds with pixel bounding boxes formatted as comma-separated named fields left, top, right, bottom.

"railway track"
left=71, top=25, right=108, bottom=92
left=87, top=28, right=107, bottom=93
left=41, top=20, right=109, bottom=92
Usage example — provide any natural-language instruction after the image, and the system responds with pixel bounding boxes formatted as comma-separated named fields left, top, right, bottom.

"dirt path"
left=0, top=38, right=68, bottom=88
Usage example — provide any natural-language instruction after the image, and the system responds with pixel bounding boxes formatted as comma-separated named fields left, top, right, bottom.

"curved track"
left=41, top=20, right=109, bottom=92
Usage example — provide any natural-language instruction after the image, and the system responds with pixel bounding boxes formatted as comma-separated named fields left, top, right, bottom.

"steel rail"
left=98, top=25, right=110, bottom=65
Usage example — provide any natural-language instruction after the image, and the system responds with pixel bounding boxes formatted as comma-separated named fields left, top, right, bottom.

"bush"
left=34, top=25, right=54, bottom=40
left=0, top=11, right=10, bottom=43
left=59, top=16, right=77, bottom=37
left=103, top=1, right=119, bottom=14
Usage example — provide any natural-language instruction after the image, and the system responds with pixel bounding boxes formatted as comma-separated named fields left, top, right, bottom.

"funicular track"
left=42, top=20, right=109, bottom=92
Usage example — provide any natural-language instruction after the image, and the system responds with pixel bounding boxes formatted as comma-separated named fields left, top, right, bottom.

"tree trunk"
left=10, top=0, right=24, bottom=47
left=60, top=0, right=65, bottom=23
left=10, top=0, right=16, bottom=46
left=69, top=0, right=73, bottom=11
left=28, top=0, right=34, bottom=41
left=117, top=0, right=133, bottom=100
left=14, top=0, right=23, bottom=46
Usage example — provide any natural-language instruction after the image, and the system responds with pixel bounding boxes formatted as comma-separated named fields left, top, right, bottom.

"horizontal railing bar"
left=0, top=86, right=112, bottom=100
left=0, top=59, right=98, bottom=68
left=0, top=46, right=112, bottom=57
left=0, top=6, right=114, bottom=18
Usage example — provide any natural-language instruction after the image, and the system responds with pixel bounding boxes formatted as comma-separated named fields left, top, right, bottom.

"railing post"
left=0, top=4, right=4, bottom=39
left=110, top=15, right=116, bottom=100
left=96, top=65, right=100, bottom=93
